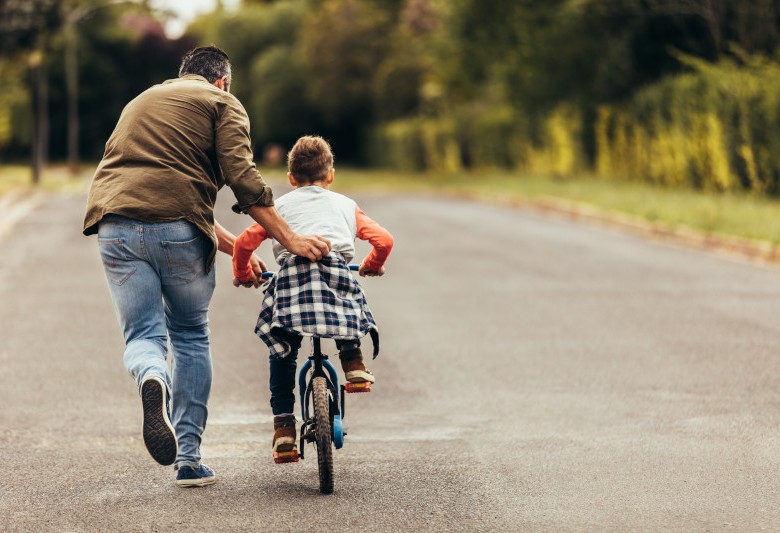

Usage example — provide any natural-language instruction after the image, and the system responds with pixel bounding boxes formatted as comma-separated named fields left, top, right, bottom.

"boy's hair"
left=179, top=46, right=232, bottom=89
left=287, top=136, right=334, bottom=184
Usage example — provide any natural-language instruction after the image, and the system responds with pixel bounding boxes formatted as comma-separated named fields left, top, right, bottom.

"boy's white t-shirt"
left=272, top=185, right=358, bottom=265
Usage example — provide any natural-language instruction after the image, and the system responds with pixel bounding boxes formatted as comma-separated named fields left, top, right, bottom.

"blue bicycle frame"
left=298, top=338, right=345, bottom=450
left=260, top=265, right=359, bottom=452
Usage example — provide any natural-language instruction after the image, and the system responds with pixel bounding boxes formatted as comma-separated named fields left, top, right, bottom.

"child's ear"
left=326, top=168, right=334, bottom=184
left=288, top=172, right=297, bottom=187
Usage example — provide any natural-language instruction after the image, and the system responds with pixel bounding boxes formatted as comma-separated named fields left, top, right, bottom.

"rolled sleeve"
left=231, top=185, right=274, bottom=214
left=216, top=96, right=275, bottom=213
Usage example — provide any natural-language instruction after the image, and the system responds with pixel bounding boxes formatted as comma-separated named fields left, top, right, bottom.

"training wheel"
left=332, top=414, right=344, bottom=449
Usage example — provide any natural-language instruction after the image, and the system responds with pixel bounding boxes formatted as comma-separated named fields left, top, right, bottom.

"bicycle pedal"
left=345, top=381, right=372, bottom=393
left=273, top=450, right=300, bottom=464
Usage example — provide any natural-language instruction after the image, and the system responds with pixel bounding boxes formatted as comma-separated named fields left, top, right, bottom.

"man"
left=83, top=46, right=330, bottom=487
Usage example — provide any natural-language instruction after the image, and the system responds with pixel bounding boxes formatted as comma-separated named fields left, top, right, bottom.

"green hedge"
left=595, top=57, right=780, bottom=193
left=369, top=117, right=460, bottom=172
left=371, top=105, right=534, bottom=173
left=371, top=103, right=588, bottom=176
left=371, top=56, right=780, bottom=196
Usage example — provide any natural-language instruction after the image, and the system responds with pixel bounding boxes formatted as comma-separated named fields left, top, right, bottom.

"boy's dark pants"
left=269, top=330, right=360, bottom=415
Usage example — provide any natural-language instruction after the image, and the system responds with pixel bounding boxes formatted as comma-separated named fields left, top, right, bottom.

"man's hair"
left=287, top=136, right=334, bottom=184
left=179, top=46, right=232, bottom=87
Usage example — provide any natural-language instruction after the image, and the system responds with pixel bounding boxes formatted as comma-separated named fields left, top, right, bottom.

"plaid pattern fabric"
left=256, top=254, right=378, bottom=359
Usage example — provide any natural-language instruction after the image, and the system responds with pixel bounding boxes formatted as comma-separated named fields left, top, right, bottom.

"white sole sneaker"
left=345, top=369, right=375, bottom=383
left=141, top=376, right=178, bottom=466
left=176, top=465, right=217, bottom=487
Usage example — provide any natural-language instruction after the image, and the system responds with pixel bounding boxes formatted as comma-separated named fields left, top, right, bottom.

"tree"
left=0, top=59, right=28, bottom=150
left=0, top=0, right=63, bottom=182
left=248, top=45, right=321, bottom=150
left=0, top=0, right=61, bottom=55
left=187, top=0, right=314, bottom=155
left=372, top=0, right=440, bottom=121
left=298, top=0, right=394, bottom=160
left=46, top=7, right=194, bottom=162
left=190, top=1, right=307, bottom=110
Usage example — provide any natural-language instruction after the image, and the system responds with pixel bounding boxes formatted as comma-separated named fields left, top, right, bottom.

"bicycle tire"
left=312, top=376, right=334, bottom=494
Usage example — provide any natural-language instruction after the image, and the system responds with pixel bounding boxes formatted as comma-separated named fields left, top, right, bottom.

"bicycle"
left=261, top=264, right=368, bottom=494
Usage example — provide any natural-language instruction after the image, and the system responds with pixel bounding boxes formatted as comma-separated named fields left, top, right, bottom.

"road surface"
left=1, top=183, right=779, bottom=531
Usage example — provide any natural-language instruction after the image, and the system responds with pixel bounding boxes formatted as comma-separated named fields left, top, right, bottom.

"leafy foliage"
left=5, top=0, right=780, bottom=194
left=0, top=0, right=61, bottom=55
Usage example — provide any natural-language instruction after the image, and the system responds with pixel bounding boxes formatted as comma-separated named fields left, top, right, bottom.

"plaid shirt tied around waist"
left=255, top=254, right=379, bottom=359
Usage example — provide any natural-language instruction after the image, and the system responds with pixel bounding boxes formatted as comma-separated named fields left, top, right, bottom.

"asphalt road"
left=1, top=183, right=780, bottom=531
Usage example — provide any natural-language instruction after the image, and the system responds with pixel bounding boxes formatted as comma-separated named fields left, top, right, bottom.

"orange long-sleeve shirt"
left=233, top=202, right=393, bottom=283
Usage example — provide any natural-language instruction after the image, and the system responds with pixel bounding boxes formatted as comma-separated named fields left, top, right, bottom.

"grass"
left=4, top=163, right=780, bottom=245
left=0, top=164, right=90, bottom=196
left=330, top=167, right=780, bottom=245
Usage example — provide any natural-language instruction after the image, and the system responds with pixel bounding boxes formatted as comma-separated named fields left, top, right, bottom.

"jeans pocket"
left=98, top=237, right=136, bottom=286
left=162, top=235, right=205, bottom=282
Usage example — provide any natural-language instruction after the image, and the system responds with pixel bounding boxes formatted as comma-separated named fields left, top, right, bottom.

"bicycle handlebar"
left=261, top=264, right=359, bottom=279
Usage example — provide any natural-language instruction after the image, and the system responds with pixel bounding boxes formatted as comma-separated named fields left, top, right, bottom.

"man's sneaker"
left=176, top=464, right=216, bottom=487
left=272, top=414, right=299, bottom=463
left=339, top=347, right=375, bottom=392
left=140, top=376, right=178, bottom=466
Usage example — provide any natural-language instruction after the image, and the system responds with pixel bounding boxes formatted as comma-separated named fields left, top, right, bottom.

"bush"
left=595, top=57, right=780, bottom=194
left=370, top=117, right=462, bottom=172
left=522, top=104, right=586, bottom=178
left=369, top=119, right=425, bottom=171
left=371, top=52, right=780, bottom=196
left=460, top=105, right=524, bottom=169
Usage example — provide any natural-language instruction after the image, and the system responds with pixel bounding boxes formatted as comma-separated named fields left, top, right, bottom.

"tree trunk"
left=66, top=20, right=80, bottom=176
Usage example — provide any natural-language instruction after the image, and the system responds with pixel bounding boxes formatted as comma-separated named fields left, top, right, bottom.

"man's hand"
left=233, top=253, right=267, bottom=288
left=287, top=234, right=331, bottom=261
left=359, top=263, right=385, bottom=277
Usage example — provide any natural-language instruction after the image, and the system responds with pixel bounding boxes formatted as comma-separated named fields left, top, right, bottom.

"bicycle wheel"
left=312, top=376, right=334, bottom=494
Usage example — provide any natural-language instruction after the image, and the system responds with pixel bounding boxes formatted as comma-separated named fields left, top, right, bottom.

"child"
left=232, top=135, right=394, bottom=463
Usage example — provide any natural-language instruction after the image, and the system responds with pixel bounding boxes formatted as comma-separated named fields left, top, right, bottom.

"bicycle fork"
left=298, top=339, right=346, bottom=460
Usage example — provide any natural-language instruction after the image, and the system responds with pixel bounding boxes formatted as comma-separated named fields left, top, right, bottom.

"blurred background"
left=3, top=0, right=780, bottom=232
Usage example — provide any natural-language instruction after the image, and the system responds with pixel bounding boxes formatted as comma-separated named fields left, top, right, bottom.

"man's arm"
left=247, top=205, right=331, bottom=261
left=212, top=99, right=330, bottom=261
left=214, top=220, right=237, bottom=255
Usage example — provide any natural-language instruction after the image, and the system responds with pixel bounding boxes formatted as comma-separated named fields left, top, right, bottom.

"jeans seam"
left=139, top=226, right=149, bottom=262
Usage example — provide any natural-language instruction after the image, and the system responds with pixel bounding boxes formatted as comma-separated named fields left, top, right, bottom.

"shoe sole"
left=345, top=370, right=375, bottom=384
left=273, top=437, right=299, bottom=463
left=141, top=377, right=178, bottom=466
left=176, top=475, right=217, bottom=488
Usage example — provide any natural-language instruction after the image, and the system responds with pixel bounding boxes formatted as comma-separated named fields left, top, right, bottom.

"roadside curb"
left=442, top=190, right=780, bottom=267
left=0, top=189, right=48, bottom=241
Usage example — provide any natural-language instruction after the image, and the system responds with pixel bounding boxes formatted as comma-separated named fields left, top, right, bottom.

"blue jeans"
left=269, top=330, right=360, bottom=415
left=97, top=215, right=215, bottom=468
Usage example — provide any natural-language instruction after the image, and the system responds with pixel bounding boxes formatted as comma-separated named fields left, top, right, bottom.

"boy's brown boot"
left=272, top=414, right=299, bottom=463
left=339, top=346, right=375, bottom=393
